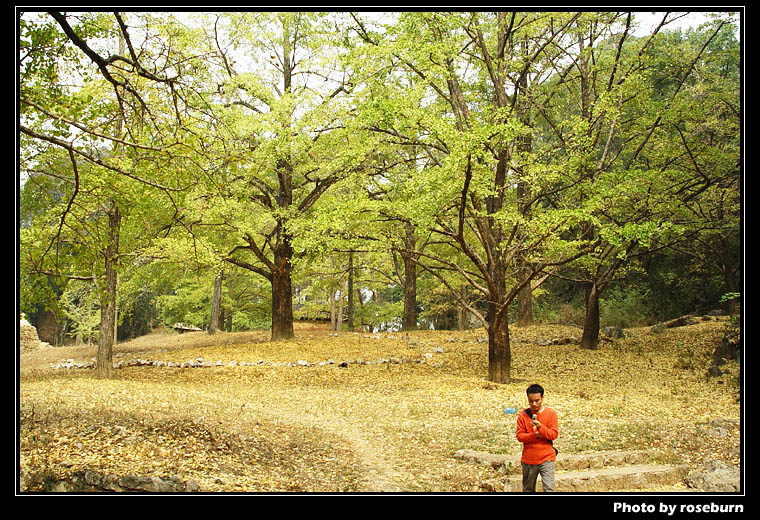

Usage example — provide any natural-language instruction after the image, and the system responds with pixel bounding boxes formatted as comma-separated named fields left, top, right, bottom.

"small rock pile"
left=19, top=315, right=53, bottom=353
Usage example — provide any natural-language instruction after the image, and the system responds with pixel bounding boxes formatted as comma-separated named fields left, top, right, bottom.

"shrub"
left=600, top=286, right=652, bottom=328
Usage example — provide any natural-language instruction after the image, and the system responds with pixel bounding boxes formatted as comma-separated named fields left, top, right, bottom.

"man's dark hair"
left=526, top=384, right=544, bottom=396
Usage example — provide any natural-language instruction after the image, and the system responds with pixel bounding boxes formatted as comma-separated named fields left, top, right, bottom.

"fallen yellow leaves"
left=19, top=320, right=740, bottom=492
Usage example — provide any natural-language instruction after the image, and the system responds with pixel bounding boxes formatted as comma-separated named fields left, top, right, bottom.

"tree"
left=19, top=11, right=201, bottom=376
left=544, top=14, right=742, bottom=348
left=188, top=12, right=366, bottom=340
left=658, top=18, right=741, bottom=315
left=352, top=12, right=602, bottom=383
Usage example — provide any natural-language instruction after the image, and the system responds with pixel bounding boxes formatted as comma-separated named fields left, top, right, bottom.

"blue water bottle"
left=503, top=407, right=517, bottom=414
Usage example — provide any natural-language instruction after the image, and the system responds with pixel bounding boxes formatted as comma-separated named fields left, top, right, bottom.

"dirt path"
left=337, top=426, right=403, bottom=492
left=269, top=409, right=404, bottom=492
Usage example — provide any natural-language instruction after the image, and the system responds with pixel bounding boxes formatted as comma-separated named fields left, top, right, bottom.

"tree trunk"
left=400, top=223, right=418, bottom=331
left=516, top=283, right=533, bottom=327
left=209, top=272, right=223, bottom=335
left=225, top=311, right=233, bottom=332
left=96, top=204, right=120, bottom=379
left=336, top=280, right=346, bottom=332
left=515, top=35, right=534, bottom=329
left=329, top=288, right=337, bottom=331
left=401, top=253, right=417, bottom=331
left=487, top=261, right=512, bottom=383
left=488, top=300, right=512, bottom=384
left=271, top=242, right=294, bottom=340
left=347, top=252, right=355, bottom=331
left=580, top=281, right=601, bottom=350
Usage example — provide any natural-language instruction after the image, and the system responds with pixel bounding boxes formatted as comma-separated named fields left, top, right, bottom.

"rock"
left=172, top=323, right=202, bottom=333
left=651, top=315, right=697, bottom=334
left=454, top=449, right=516, bottom=473
left=48, top=347, right=449, bottom=372
left=686, top=461, right=739, bottom=492
left=650, top=323, right=666, bottom=335
left=712, top=325, right=740, bottom=362
left=706, top=324, right=740, bottom=379
left=602, top=326, right=624, bottom=339
left=711, top=418, right=740, bottom=429
left=62, top=469, right=201, bottom=492
left=700, top=418, right=738, bottom=439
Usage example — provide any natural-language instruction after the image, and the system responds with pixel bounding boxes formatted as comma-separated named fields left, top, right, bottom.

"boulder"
left=650, top=315, right=697, bottom=334
left=712, top=325, right=740, bottom=363
left=686, top=460, right=740, bottom=492
left=706, top=324, right=740, bottom=378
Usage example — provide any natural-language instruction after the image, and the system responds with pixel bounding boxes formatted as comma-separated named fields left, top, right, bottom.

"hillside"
left=18, top=319, right=741, bottom=493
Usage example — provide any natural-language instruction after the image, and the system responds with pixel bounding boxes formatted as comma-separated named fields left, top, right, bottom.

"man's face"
left=527, top=393, right=543, bottom=414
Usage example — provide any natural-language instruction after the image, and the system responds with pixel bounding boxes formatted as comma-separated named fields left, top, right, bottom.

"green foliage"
left=18, top=11, right=740, bottom=346
left=116, top=289, right=160, bottom=340
left=155, top=283, right=211, bottom=330
left=355, top=300, right=404, bottom=333
left=720, top=292, right=740, bottom=304
left=60, top=281, right=101, bottom=344
left=599, top=285, right=652, bottom=329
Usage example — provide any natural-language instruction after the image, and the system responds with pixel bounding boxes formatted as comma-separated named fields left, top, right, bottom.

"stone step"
left=482, top=464, right=690, bottom=493
left=456, top=449, right=691, bottom=493
left=454, top=449, right=658, bottom=475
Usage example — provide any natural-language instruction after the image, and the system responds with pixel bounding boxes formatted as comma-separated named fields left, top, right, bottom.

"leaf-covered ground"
left=18, top=319, right=741, bottom=493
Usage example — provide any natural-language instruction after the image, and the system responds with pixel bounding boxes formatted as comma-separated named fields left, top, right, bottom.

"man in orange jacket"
left=516, top=383, right=559, bottom=492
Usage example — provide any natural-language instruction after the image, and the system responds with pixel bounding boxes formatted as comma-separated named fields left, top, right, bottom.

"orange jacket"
left=516, top=407, right=559, bottom=465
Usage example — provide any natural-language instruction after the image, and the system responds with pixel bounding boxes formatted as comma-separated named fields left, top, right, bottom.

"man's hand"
left=532, top=416, right=544, bottom=437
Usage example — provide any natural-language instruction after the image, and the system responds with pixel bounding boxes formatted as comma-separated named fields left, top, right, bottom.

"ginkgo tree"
left=19, top=11, right=204, bottom=377
left=180, top=12, right=374, bottom=340
left=535, top=14, right=741, bottom=349
left=347, top=11, right=740, bottom=381
left=350, top=12, right=608, bottom=383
